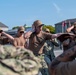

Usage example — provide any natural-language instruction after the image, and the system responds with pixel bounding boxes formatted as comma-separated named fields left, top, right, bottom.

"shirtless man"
left=13, top=26, right=27, bottom=48
left=0, top=30, right=14, bottom=44
left=0, top=26, right=30, bottom=48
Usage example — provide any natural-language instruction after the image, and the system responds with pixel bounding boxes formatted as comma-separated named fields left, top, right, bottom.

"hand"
left=0, top=30, right=3, bottom=33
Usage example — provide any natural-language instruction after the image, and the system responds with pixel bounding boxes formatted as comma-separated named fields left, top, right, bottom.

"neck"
left=35, top=31, right=41, bottom=34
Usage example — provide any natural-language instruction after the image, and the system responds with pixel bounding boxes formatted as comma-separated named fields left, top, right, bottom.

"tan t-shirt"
left=28, top=31, right=52, bottom=56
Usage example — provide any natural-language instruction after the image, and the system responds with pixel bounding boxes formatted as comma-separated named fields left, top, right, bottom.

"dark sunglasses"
left=20, top=31, right=24, bottom=33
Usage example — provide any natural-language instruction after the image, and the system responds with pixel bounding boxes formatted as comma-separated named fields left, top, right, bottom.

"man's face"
left=18, top=31, right=24, bottom=36
left=35, top=25, right=43, bottom=33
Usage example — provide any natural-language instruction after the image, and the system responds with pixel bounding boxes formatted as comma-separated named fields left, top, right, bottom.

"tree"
left=43, top=25, right=55, bottom=34
left=12, top=26, right=19, bottom=30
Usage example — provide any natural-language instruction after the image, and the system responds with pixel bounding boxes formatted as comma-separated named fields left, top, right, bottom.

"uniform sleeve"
left=44, top=32, right=52, bottom=40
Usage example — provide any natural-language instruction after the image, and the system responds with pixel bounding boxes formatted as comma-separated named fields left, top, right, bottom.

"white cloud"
left=53, top=3, right=61, bottom=13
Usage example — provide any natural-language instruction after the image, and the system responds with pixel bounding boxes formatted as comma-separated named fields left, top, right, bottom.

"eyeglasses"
left=20, top=31, right=24, bottom=33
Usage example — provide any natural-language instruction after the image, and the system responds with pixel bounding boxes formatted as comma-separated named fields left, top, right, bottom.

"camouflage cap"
left=0, top=45, right=41, bottom=75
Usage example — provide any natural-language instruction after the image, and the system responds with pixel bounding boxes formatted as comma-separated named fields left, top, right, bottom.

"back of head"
left=0, top=45, right=41, bottom=75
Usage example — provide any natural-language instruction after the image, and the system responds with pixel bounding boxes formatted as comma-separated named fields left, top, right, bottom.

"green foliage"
left=12, top=25, right=31, bottom=31
left=43, top=25, right=55, bottom=34
left=12, top=26, right=19, bottom=30
left=12, top=24, right=55, bottom=34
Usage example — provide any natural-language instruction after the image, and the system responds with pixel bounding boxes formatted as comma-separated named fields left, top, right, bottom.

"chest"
left=29, top=33, right=46, bottom=47
left=16, top=37, right=26, bottom=45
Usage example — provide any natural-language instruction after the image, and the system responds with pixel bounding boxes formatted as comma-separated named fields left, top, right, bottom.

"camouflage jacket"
left=0, top=45, right=41, bottom=75
left=43, top=39, right=59, bottom=60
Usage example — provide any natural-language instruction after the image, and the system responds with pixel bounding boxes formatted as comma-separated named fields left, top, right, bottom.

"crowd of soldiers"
left=0, top=20, right=76, bottom=75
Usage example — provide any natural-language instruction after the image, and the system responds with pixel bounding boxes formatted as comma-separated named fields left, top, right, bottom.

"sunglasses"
left=20, top=31, right=24, bottom=33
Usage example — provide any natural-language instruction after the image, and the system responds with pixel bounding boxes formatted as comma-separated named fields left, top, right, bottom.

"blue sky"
left=0, top=0, right=76, bottom=29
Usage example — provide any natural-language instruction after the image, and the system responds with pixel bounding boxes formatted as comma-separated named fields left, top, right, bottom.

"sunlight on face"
left=35, top=25, right=43, bottom=32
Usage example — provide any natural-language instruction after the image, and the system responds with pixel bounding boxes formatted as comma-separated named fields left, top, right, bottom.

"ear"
left=35, top=26, right=37, bottom=31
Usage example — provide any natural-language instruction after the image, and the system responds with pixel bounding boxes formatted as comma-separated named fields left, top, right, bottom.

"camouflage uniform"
left=0, top=45, right=41, bottom=75
left=43, top=39, right=59, bottom=65
left=37, top=54, right=49, bottom=75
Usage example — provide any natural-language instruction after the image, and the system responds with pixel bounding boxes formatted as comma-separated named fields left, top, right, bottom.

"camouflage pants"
left=37, top=54, right=50, bottom=75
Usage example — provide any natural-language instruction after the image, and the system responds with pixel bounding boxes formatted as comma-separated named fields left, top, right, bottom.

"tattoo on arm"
left=51, top=46, right=76, bottom=69
left=51, top=59, right=61, bottom=69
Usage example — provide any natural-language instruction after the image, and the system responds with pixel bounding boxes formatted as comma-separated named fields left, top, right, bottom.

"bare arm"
left=24, top=25, right=35, bottom=39
left=51, top=46, right=76, bottom=69
left=52, top=33, right=74, bottom=40
left=50, top=46, right=76, bottom=75
left=2, top=31, right=14, bottom=41
left=66, top=25, right=74, bottom=33
left=51, top=33, right=64, bottom=39
left=24, top=31, right=33, bottom=39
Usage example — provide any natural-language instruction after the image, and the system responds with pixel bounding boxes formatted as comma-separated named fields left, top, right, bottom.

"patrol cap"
left=18, top=26, right=25, bottom=32
left=33, top=20, right=44, bottom=27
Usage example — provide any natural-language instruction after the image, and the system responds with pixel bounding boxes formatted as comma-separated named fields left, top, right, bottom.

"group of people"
left=0, top=20, right=76, bottom=75
left=50, top=22, right=76, bottom=75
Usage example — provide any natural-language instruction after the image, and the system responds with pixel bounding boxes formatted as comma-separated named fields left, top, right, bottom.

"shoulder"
left=29, top=32, right=36, bottom=38
left=13, top=37, right=19, bottom=42
left=24, top=31, right=33, bottom=39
